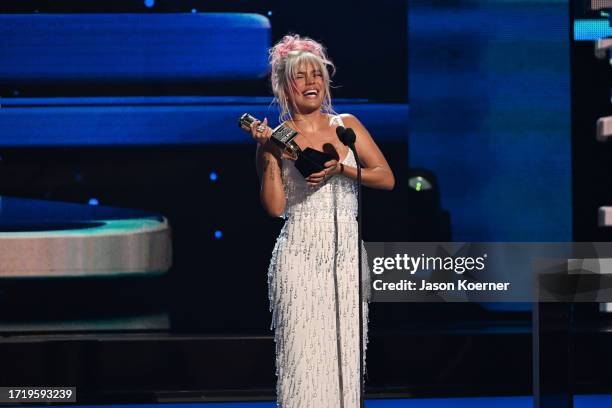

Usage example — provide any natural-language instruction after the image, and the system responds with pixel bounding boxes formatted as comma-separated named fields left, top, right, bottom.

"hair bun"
left=269, top=34, right=325, bottom=69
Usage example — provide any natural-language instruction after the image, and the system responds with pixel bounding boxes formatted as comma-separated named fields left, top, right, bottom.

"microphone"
left=336, top=126, right=356, bottom=146
left=335, top=123, right=364, bottom=408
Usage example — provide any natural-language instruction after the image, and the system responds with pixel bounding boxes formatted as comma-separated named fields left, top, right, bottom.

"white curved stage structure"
left=0, top=197, right=172, bottom=279
left=0, top=218, right=171, bottom=278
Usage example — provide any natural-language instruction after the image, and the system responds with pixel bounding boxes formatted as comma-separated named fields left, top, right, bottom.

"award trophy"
left=238, top=113, right=334, bottom=178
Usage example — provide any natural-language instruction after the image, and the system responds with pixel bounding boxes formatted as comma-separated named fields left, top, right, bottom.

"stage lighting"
left=405, top=169, right=450, bottom=240
left=209, top=171, right=218, bottom=181
left=406, top=169, right=441, bottom=213
left=409, top=176, right=433, bottom=192
left=144, top=0, right=155, bottom=8
left=88, top=198, right=99, bottom=206
left=268, top=11, right=273, bottom=16
left=214, top=230, right=223, bottom=239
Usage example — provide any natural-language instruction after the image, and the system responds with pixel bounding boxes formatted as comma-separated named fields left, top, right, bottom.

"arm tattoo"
left=263, top=156, right=277, bottom=182
left=263, top=156, right=271, bottom=172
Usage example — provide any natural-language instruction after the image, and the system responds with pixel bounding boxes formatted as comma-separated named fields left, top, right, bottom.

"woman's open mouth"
left=303, top=89, right=319, bottom=99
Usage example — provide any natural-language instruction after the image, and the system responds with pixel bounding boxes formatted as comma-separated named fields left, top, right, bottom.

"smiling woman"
left=268, top=35, right=335, bottom=124
left=248, top=34, right=395, bottom=408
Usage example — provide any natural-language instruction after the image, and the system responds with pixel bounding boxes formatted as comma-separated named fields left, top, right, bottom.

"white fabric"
left=267, top=115, right=369, bottom=408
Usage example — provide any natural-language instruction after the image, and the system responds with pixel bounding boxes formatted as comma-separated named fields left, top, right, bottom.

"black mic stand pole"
left=352, top=140, right=364, bottom=408
left=336, top=126, right=365, bottom=408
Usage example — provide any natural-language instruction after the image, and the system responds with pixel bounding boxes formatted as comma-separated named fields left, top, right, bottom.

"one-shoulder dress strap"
left=330, top=114, right=345, bottom=128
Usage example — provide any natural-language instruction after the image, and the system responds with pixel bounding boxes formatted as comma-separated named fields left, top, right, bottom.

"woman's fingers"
left=305, top=158, right=340, bottom=186
left=249, top=119, right=270, bottom=145
left=306, top=168, right=330, bottom=185
left=306, top=179, right=323, bottom=185
left=324, top=159, right=338, bottom=168
left=309, top=169, right=326, bottom=179
left=306, top=175, right=324, bottom=182
left=250, top=120, right=261, bottom=136
left=263, top=119, right=273, bottom=138
left=323, top=160, right=338, bottom=175
left=306, top=177, right=323, bottom=183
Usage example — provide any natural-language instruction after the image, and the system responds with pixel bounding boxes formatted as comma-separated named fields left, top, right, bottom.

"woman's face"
left=289, top=61, right=325, bottom=114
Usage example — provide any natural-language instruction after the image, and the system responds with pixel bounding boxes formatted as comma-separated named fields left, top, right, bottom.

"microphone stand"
left=337, top=126, right=365, bottom=408
left=331, top=164, right=345, bottom=408
left=352, top=142, right=365, bottom=408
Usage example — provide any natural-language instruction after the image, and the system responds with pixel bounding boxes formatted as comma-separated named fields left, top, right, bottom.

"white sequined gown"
left=267, top=120, right=370, bottom=408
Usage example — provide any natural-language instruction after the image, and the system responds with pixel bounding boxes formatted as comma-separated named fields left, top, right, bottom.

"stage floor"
left=46, top=395, right=612, bottom=408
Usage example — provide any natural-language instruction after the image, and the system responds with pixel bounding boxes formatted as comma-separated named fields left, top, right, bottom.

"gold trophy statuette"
left=238, top=113, right=300, bottom=160
left=238, top=112, right=334, bottom=178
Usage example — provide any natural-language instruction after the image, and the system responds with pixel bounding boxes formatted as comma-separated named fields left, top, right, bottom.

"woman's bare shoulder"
left=338, top=113, right=359, bottom=124
left=326, top=112, right=358, bottom=126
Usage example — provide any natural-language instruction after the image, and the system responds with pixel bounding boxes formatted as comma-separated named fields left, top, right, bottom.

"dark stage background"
left=2, top=0, right=610, bottom=405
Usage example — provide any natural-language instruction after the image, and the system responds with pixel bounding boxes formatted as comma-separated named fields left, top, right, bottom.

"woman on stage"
left=249, top=34, right=395, bottom=408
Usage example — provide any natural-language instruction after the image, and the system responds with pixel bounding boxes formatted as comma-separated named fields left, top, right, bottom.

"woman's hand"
left=306, top=159, right=340, bottom=186
left=250, top=117, right=272, bottom=145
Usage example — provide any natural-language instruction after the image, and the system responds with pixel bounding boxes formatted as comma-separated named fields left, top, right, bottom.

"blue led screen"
left=409, top=1, right=571, bottom=243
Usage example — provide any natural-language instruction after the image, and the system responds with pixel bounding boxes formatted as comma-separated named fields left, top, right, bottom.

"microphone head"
left=336, top=125, right=355, bottom=146
left=336, top=125, right=346, bottom=139
left=343, top=128, right=357, bottom=144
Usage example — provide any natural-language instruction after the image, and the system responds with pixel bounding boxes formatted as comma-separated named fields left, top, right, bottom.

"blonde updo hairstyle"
left=269, top=34, right=336, bottom=122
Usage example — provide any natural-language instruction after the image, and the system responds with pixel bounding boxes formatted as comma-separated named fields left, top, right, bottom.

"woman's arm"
left=306, top=114, right=395, bottom=190
left=253, top=120, right=286, bottom=217
left=343, top=114, right=395, bottom=190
